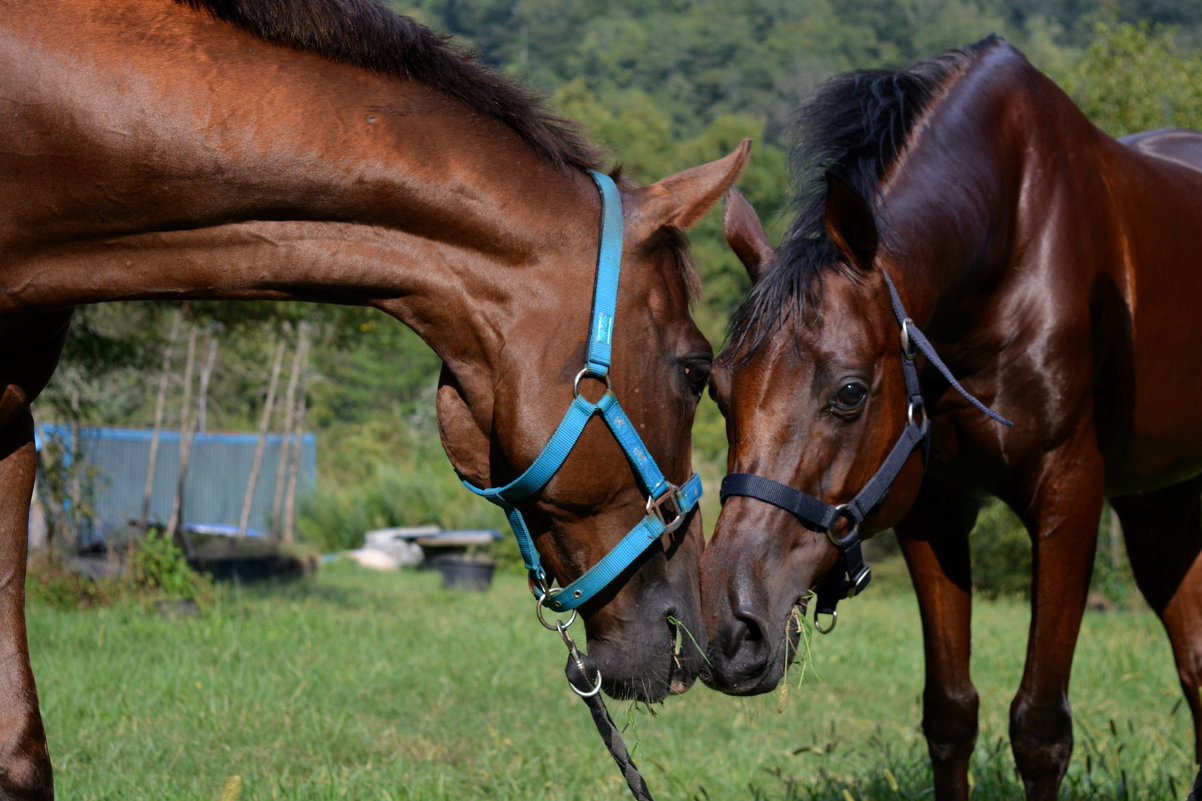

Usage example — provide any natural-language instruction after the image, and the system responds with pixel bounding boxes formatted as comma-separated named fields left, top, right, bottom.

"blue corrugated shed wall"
left=39, top=425, right=315, bottom=536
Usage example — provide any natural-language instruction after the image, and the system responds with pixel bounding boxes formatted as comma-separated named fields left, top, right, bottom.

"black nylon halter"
left=720, top=269, right=1012, bottom=630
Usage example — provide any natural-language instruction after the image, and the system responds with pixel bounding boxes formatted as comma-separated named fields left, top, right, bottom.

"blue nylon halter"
left=462, top=170, right=703, bottom=613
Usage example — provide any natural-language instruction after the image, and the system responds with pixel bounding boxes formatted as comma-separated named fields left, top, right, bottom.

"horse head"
left=701, top=179, right=926, bottom=695
left=435, top=146, right=751, bottom=701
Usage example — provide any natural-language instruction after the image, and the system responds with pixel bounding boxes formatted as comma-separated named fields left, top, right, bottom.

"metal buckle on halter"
left=646, top=484, right=686, bottom=534
left=846, top=559, right=871, bottom=598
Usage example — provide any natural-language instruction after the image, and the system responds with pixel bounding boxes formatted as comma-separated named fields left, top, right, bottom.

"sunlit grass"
left=27, top=561, right=1195, bottom=800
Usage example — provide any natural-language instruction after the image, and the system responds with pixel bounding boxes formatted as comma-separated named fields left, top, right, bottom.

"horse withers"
left=701, top=36, right=1202, bottom=801
left=0, top=1, right=750, bottom=797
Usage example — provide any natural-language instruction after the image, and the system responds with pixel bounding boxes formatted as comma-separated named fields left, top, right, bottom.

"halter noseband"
left=719, top=269, right=1011, bottom=631
left=462, top=170, right=702, bottom=614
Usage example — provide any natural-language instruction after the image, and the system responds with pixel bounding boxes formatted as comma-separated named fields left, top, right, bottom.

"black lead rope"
left=563, top=645, right=655, bottom=801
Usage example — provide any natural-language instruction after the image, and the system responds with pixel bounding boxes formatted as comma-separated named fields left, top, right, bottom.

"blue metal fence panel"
left=39, top=425, right=316, bottom=537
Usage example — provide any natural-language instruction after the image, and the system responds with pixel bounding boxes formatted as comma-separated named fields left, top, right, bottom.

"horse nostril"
left=736, top=608, right=768, bottom=643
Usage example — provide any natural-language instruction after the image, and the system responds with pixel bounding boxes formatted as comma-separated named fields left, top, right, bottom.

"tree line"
left=36, top=2, right=1202, bottom=564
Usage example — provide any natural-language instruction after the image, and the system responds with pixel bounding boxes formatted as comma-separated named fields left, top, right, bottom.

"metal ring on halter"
left=573, top=366, right=612, bottom=398
left=535, top=589, right=577, bottom=631
left=900, top=318, right=917, bottom=360
left=814, top=608, right=838, bottom=634
left=558, top=621, right=604, bottom=697
left=569, top=662, right=604, bottom=697
left=908, top=401, right=930, bottom=434
left=824, top=503, right=853, bottom=548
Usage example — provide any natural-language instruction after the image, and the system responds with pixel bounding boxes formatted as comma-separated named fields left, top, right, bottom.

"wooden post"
left=271, top=323, right=306, bottom=541
left=139, top=310, right=181, bottom=531
left=238, top=337, right=286, bottom=538
left=166, top=325, right=198, bottom=557
left=282, top=326, right=311, bottom=545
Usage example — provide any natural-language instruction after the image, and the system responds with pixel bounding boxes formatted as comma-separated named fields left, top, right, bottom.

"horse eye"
left=682, top=360, right=712, bottom=396
left=831, top=382, right=868, bottom=413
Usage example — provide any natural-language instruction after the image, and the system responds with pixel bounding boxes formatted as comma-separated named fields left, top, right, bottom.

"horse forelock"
left=724, top=35, right=1005, bottom=360
left=176, top=0, right=602, bottom=174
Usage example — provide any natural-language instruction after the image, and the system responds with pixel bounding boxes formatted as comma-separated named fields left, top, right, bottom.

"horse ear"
left=723, top=188, right=775, bottom=284
left=823, top=171, right=879, bottom=271
left=632, top=138, right=752, bottom=232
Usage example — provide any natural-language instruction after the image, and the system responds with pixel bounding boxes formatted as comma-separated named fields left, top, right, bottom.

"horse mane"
left=176, top=0, right=602, bottom=173
left=725, top=35, right=1004, bottom=355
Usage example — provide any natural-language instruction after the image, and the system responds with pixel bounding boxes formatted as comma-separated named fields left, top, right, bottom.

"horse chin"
left=593, top=648, right=675, bottom=703
left=584, top=610, right=705, bottom=702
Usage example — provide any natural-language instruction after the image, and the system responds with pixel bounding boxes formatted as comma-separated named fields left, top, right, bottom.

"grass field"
left=27, top=560, right=1196, bottom=800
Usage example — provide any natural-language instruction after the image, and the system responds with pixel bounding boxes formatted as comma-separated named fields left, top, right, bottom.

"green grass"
left=27, top=561, right=1196, bottom=800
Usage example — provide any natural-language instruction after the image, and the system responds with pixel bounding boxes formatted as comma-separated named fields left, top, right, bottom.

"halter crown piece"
left=462, top=171, right=702, bottom=614
left=720, top=268, right=1011, bottom=631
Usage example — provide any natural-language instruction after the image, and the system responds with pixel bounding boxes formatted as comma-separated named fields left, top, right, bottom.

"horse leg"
left=895, top=486, right=981, bottom=801
left=1109, top=477, right=1202, bottom=770
left=0, top=408, right=53, bottom=800
left=0, top=311, right=72, bottom=800
left=1009, top=449, right=1105, bottom=801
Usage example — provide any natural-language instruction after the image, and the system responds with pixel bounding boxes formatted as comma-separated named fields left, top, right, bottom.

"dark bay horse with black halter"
left=701, top=35, right=1202, bottom=801
left=0, top=1, right=750, bottom=796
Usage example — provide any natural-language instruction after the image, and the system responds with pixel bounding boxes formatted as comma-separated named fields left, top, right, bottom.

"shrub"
left=25, top=551, right=116, bottom=610
left=128, top=528, right=213, bottom=603
left=969, top=498, right=1136, bottom=605
left=296, top=462, right=507, bottom=555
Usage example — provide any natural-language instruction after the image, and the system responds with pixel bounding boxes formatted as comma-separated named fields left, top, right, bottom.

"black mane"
left=725, top=36, right=1002, bottom=355
left=178, top=0, right=601, bottom=173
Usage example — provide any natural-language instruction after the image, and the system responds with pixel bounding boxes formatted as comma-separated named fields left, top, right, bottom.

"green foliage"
left=1059, top=20, right=1202, bottom=135
left=969, top=499, right=1034, bottom=599
left=127, top=529, right=215, bottom=604
left=296, top=461, right=506, bottom=554
left=968, top=498, right=1136, bottom=606
left=295, top=412, right=507, bottom=555
left=24, top=552, right=117, bottom=611
left=24, top=531, right=215, bottom=612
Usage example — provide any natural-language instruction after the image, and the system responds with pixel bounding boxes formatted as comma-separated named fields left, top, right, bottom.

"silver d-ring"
left=814, top=608, right=838, bottom=634
left=573, top=367, right=612, bottom=398
left=908, top=401, right=930, bottom=434
left=570, top=664, right=604, bottom=698
left=535, top=590, right=577, bottom=631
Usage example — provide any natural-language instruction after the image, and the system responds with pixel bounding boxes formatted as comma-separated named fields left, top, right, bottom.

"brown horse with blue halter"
left=702, top=35, right=1202, bottom=801
left=0, top=1, right=750, bottom=797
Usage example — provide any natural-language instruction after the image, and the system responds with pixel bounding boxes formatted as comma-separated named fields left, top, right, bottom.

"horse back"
left=1121, top=128, right=1202, bottom=177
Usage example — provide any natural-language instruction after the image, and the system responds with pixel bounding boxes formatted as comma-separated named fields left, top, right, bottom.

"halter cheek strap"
left=720, top=268, right=1011, bottom=629
left=461, top=170, right=702, bottom=613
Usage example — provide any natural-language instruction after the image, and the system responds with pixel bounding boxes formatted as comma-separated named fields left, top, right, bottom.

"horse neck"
left=878, top=42, right=1105, bottom=323
left=0, top=0, right=600, bottom=367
